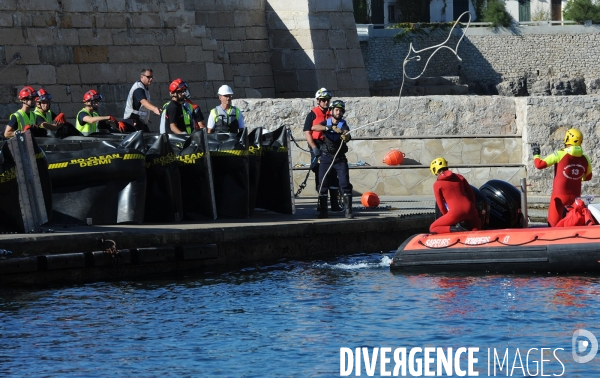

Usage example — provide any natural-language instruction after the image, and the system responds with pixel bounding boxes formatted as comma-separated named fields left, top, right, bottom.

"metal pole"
left=520, top=177, right=528, bottom=228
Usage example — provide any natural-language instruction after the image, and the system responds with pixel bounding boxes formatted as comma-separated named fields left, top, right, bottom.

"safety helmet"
left=217, top=84, right=234, bottom=96
left=430, top=157, right=449, bottom=176
left=169, top=78, right=188, bottom=93
left=315, top=87, right=332, bottom=100
left=329, top=100, right=346, bottom=112
left=18, top=86, right=36, bottom=100
left=564, top=128, right=583, bottom=146
left=36, top=88, right=52, bottom=102
left=83, top=89, right=102, bottom=102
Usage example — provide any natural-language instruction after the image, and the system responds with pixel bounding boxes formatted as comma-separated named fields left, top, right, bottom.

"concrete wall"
left=239, top=95, right=600, bottom=195
left=0, top=0, right=369, bottom=128
left=360, top=25, right=600, bottom=94
left=266, top=0, right=370, bottom=99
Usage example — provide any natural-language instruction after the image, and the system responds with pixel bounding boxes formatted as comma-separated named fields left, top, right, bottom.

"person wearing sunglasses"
left=303, top=87, right=343, bottom=214
left=33, top=88, right=65, bottom=137
left=4, top=86, right=38, bottom=138
left=76, top=90, right=118, bottom=136
left=123, top=68, right=161, bottom=132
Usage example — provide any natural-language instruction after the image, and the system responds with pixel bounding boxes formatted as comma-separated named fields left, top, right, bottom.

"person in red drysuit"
left=429, top=157, right=481, bottom=234
left=532, top=128, right=592, bottom=227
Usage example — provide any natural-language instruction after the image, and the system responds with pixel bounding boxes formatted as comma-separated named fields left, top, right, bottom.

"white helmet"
left=217, top=85, right=234, bottom=96
left=315, top=87, right=332, bottom=100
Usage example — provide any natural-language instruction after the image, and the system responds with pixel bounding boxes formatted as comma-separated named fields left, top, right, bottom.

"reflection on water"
left=1, top=252, right=600, bottom=376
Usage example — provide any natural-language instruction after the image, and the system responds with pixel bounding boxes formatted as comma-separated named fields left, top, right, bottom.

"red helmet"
left=83, top=89, right=102, bottom=102
left=169, top=78, right=188, bottom=93
left=36, top=88, right=52, bottom=102
left=18, top=86, right=36, bottom=100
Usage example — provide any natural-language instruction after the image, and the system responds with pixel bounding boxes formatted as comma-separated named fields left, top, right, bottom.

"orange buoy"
left=361, top=192, right=380, bottom=208
left=383, top=150, right=405, bottom=166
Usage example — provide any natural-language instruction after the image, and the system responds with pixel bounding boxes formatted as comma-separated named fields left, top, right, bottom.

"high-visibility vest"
left=10, top=109, right=36, bottom=131
left=75, top=108, right=99, bottom=135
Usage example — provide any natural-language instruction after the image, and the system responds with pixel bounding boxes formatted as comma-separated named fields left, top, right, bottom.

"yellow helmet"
left=430, top=157, right=448, bottom=175
left=564, top=128, right=583, bottom=146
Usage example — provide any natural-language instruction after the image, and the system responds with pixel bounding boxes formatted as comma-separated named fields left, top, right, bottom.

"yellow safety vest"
left=75, top=108, right=99, bottom=135
left=10, top=109, right=36, bottom=131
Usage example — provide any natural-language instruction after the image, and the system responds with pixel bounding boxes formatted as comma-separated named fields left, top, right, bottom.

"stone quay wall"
left=360, top=26, right=600, bottom=94
left=0, top=0, right=368, bottom=127
left=238, top=94, right=600, bottom=196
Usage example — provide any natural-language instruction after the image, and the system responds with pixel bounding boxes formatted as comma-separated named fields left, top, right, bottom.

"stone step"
left=290, top=136, right=522, bottom=168
left=292, top=164, right=526, bottom=197
left=414, top=76, right=462, bottom=86
left=405, top=85, right=469, bottom=96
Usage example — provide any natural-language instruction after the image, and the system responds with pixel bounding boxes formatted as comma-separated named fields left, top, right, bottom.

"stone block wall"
left=239, top=95, right=600, bottom=196
left=360, top=26, right=600, bottom=95
left=0, top=0, right=369, bottom=129
left=265, top=0, right=370, bottom=98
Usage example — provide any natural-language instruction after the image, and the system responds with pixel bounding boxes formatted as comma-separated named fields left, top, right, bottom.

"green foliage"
left=395, top=0, right=430, bottom=22
left=353, top=0, right=369, bottom=24
left=390, top=22, right=459, bottom=43
left=563, top=0, right=600, bottom=23
left=482, top=0, right=513, bottom=27
left=472, top=0, right=486, bottom=20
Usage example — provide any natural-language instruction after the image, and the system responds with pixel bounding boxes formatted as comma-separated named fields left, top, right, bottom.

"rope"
left=315, top=12, right=472, bottom=200
left=0, top=53, right=21, bottom=78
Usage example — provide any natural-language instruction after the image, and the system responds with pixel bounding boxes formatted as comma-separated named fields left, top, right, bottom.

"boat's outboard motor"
left=433, top=185, right=491, bottom=230
left=479, top=179, right=522, bottom=229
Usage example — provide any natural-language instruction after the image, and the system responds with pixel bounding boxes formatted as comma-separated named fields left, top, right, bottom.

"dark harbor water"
left=1, top=252, right=600, bottom=377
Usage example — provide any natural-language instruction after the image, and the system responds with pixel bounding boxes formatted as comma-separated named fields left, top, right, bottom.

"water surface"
left=1, top=252, right=599, bottom=376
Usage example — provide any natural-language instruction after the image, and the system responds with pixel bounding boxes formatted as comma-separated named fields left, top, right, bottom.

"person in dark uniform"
left=162, top=79, right=204, bottom=134
left=123, top=68, right=161, bottom=132
left=33, top=88, right=65, bottom=137
left=313, top=100, right=354, bottom=219
left=302, top=88, right=342, bottom=213
left=429, top=157, right=481, bottom=234
left=4, top=86, right=37, bottom=138
left=532, top=128, right=592, bottom=226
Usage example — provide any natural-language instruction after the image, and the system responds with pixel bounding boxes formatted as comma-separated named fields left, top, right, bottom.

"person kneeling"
left=429, top=157, right=481, bottom=233
left=314, top=100, right=354, bottom=219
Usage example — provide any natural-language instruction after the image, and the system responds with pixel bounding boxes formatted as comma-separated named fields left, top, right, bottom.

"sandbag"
left=255, top=126, right=294, bottom=214
left=208, top=130, right=249, bottom=218
left=178, top=129, right=217, bottom=220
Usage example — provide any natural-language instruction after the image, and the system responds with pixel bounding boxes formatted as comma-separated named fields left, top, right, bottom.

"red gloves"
left=23, top=125, right=32, bottom=131
left=118, top=122, right=127, bottom=133
left=109, top=116, right=117, bottom=123
left=55, top=113, right=66, bottom=124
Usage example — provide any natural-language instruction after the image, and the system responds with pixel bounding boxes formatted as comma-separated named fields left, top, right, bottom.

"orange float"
left=361, top=191, right=380, bottom=208
left=383, top=150, right=405, bottom=166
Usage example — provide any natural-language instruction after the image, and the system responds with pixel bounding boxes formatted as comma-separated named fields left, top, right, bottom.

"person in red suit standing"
left=429, top=157, right=481, bottom=234
left=532, top=128, right=592, bottom=227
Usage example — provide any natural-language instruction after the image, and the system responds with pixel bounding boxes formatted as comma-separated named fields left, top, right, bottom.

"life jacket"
left=75, top=108, right=99, bottom=135
left=556, top=199, right=597, bottom=227
left=34, top=108, right=54, bottom=126
left=310, top=106, right=330, bottom=141
left=210, top=106, right=240, bottom=133
left=123, top=81, right=151, bottom=123
left=159, top=101, right=192, bottom=134
left=10, top=109, right=36, bottom=131
left=320, top=118, right=348, bottom=155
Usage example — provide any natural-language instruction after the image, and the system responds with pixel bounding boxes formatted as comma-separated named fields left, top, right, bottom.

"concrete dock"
left=0, top=196, right=550, bottom=286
